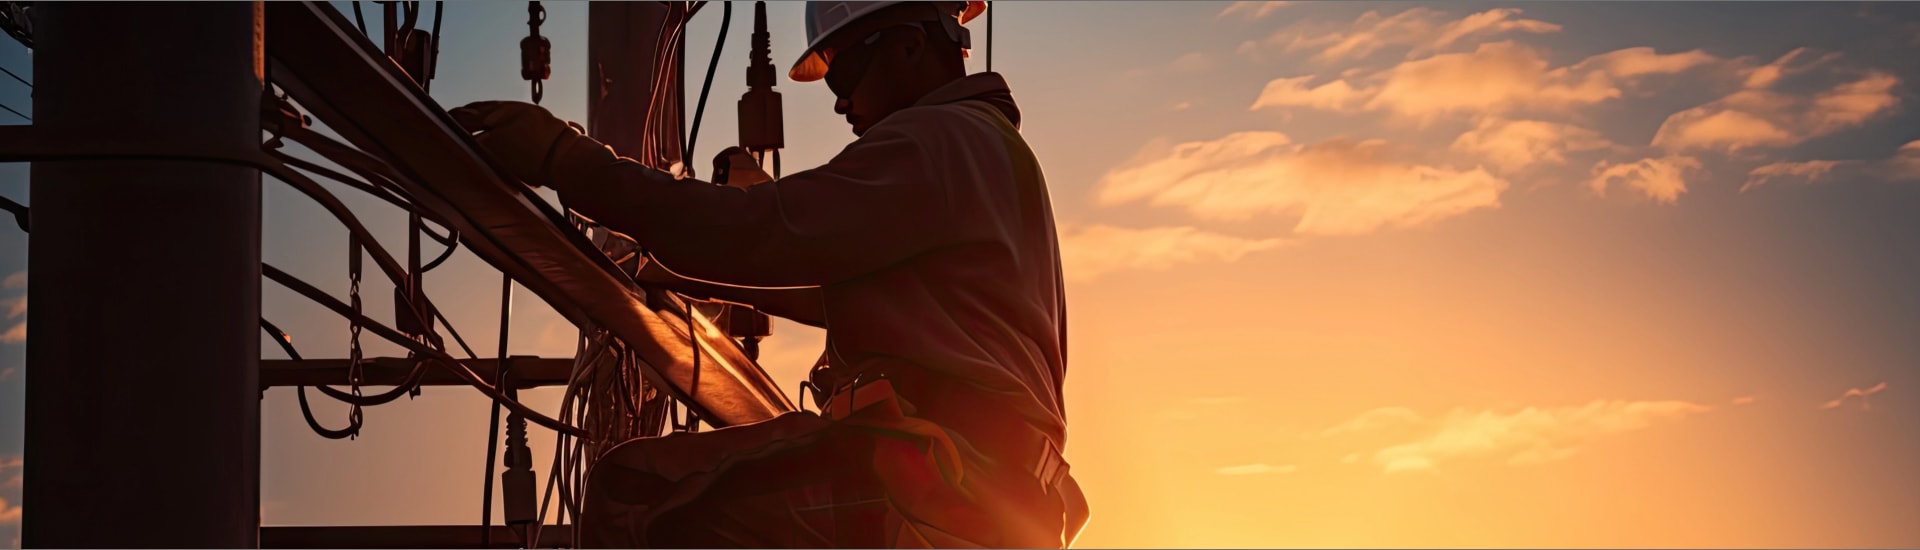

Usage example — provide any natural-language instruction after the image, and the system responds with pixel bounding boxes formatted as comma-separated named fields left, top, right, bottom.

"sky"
left=3, top=1, right=1920, bottom=547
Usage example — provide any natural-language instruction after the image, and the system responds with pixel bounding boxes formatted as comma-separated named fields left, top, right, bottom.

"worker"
left=450, top=1, right=1085, bottom=547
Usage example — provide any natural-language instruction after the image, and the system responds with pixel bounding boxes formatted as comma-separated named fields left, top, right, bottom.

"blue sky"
left=4, top=2, right=1920, bottom=547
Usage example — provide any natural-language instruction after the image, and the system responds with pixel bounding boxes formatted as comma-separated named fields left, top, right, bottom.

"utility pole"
left=25, top=2, right=264, bottom=547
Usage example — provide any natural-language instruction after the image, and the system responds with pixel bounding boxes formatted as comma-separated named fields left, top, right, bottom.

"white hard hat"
left=789, top=1, right=987, bottom=83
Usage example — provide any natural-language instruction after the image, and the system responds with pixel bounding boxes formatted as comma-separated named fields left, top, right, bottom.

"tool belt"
left=816, top=365, right=1089, bottom=546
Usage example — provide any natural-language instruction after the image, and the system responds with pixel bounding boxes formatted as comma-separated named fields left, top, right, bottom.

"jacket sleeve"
left=555, top=117, right=961, bottom=288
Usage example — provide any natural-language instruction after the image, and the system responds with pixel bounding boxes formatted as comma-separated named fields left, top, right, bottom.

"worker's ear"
left=897, top=25, right=928, bottom=64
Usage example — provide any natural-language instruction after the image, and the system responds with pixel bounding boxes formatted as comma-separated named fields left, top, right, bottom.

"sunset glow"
left=2, top=1, right=1917, bottom=548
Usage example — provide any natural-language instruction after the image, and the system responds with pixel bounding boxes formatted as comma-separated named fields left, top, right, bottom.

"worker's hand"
left=449, top=101, right=617, bottom=191
left=711, top=146, right=774, bottom=189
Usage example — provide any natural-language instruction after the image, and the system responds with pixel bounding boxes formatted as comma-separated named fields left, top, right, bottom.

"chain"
left=346, top=235, right=367, bottom=439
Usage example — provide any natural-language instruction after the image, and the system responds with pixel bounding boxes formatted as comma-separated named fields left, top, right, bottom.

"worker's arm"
left=553, top=114, right=964, bottom=288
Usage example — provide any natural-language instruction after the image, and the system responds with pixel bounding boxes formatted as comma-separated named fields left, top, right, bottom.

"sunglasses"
left=821, top=22, right=935, bottom=97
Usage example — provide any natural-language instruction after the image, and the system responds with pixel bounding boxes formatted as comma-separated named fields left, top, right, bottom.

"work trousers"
left=579, top=409, right=1069, bottom=548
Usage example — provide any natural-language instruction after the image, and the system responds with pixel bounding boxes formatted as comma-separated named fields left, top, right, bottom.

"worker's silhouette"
left=452, top=1, right=1084, bottom=547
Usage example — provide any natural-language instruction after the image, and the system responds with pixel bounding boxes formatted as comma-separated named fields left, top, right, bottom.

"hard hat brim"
left=788, top=1, right=986, bottom=84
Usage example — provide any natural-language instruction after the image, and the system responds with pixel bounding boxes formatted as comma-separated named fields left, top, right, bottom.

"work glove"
left=710, top=146, right=774, bottom=189
left=449, top=101, right=618, bottom=192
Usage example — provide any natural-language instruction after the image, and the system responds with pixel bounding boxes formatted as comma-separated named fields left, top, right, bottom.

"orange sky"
left=3, top=1, right=1920, bottom=548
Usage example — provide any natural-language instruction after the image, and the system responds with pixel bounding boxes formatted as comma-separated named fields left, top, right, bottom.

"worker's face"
left=824, top=25, right=925, bottom=136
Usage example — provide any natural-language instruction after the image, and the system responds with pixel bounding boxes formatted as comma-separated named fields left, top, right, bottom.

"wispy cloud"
left=1252, top=42, right=1718, bottom=124
left=0, top=368, right=15, bottom=383
left=1587, top=155, right=1702, bottom=204
left=1096, top=132, right=1508, bottom=234
left=1741, top=140, right=1920, bottom=192
left=1245, top=7, right=1560, bottom=64
left=1325, top=400, right=1714, bottom=473
left=1216, top=463, right=1298, bottom=476
left=1730, top=395, right=1759, bottom=406
left=1171, top=101, right=1192, bottom=112
left=1820, top=382, right=1888, bottom=410
left=1218, top=1, right=1291, bottom=21
left=1653, top=49, right=1900, bottom=154
left=1320, top=406, right=1422, bottom=437
left=3, top=296, right=21, bottom=320
left=1059, top=224, right=1287, bottom=283
left=0, top=322, right=22, bottom=344
left=1, top=272, right=20, bottom=290
left=0, top=497, right=18, bottom=525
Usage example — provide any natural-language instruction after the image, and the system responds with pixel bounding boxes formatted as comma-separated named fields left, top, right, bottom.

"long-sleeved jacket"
left=558, top=73, right=1068, bottom=448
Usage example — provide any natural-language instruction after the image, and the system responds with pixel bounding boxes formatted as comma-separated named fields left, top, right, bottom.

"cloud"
left=1215, top=463, right=1298, bottom=476
left=1742, top=160, right=1852, bottom=192
left=1653, top=49, right=1901, bottom=154
left=1730, top=395, right=1758, bottom=406
left=1740, top=140, right=1920, bottom=192
left=1820, top=382, right=1888, bottom=410
left=1897, top=140, right=1920, bottom=179
left=1191, top=396, right=1245, bottom=406
left=1059, top=224, right=1287, bottom=283
left=1451, top=118, right=1617, bottom=173
left=1218, top=1, right=1291, bottom=20
left=0, top=368, right=14, bottom=383
left=1320, top=406, right=1422, bottom=437
left=1, top=272, right=20, bottom=290
left=0, top=322, right=22, bottom=344
left=0, top=497, right=17, bottom=525
left=4, top=296, right=20, bottom=320
left=1587, top=155, right=1702, bottom=204
left=1095, top=132, right=1509, bottom=234
left=1326, top=400, right=1714, bottom=474
left=1171, top=101, right=1192, bottom=112
left=1253, top=42, right=1718, bottom=123
left=1249, top=7, right=1560, bottom=63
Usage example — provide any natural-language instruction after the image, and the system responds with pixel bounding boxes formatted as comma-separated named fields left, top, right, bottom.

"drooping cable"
left=683, top=0, right=732, bottom=175
left=353, top=1, right=368, bottom=37
left=261, top=318, right=364, bottom=440
left=262, top=262, right=589, bottom=438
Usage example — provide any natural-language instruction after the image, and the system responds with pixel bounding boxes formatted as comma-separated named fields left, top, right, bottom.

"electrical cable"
left=480, top=272, right=513, bottom=547
left=261, top=318, right=366, bottom=440
left=263, top=262, right=589, bottom=438
left=0, top=194, right=25, bottom=232
left=353, top=1, right=368, bottom=37
left=427, top=1, right=444, bottom=94
left=0, top=64, right=27, bottom=87
left=0, top=101, right=26, bottom=122
left=683, top=0, right=731, bottom=174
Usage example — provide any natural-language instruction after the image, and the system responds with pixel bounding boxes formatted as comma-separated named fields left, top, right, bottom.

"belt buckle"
left=1033, top=438, right=1068, bottom=495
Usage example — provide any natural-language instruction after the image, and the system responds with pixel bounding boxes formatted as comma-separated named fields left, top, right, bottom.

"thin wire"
left=0, top=101, right=27, bottom=122
left=481, top=272, right=513, bottom=547
left=426, top=1, right=444, bottom=94
left=0, top=64, right=27, bottom=87
left=684, top=1, right=731, bottom=175
left=353, top=1, right=368, bottom=37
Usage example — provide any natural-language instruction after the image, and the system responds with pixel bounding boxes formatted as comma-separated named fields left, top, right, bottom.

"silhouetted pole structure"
left=25, top=2, right=264, bottom=547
